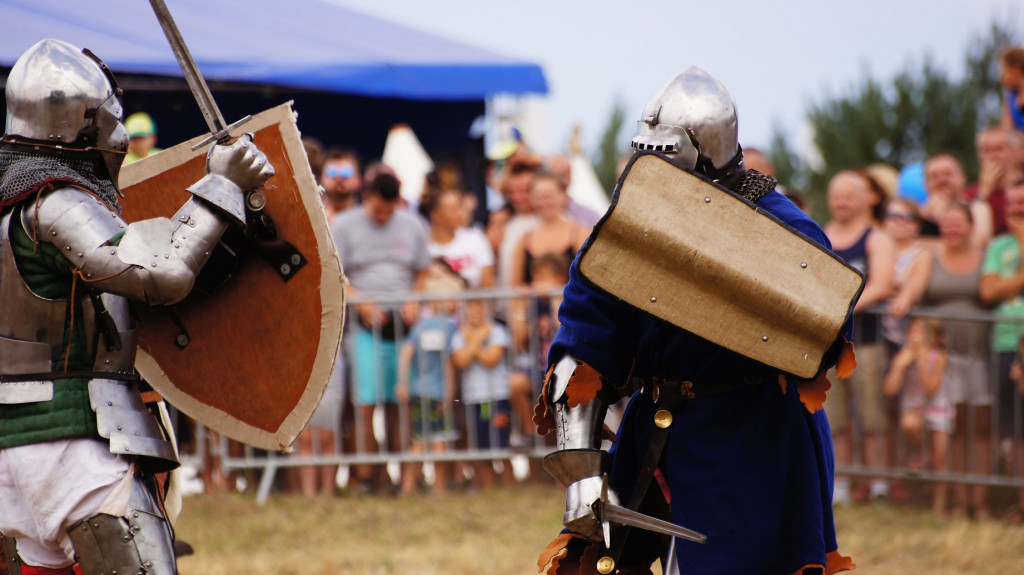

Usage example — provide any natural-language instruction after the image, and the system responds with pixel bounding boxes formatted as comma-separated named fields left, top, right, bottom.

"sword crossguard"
left=191, top=115, right=254, bottom=151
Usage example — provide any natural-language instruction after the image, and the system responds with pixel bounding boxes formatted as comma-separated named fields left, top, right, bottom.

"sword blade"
left=148, top=0, right=227, bottom=136
left=602, top=503, right=707, bottom=544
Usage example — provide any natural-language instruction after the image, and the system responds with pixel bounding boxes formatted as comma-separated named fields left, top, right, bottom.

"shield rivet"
left=762, top=335, right=769, bottom=342
left=800, top=262, right=808, bottom=269
left=654, top=410, right=673, bottom=428
left=650, top=296, right=657, bottom=303
left=597, top=556, right=615, bottom=574
left=704, top=197, right=711, bottom=203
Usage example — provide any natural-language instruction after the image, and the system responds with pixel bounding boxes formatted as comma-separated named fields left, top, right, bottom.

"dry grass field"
left=174, top=483, right=1024, bottom=574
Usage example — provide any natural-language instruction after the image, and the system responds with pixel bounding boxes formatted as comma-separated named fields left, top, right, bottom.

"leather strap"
left=0, top=371, right=139, bottom=383
left=603, top=383, right=688, bottom=567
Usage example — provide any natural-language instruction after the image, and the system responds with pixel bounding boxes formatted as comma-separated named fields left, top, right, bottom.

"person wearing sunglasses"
left=320, top=148, right=363, bottom=221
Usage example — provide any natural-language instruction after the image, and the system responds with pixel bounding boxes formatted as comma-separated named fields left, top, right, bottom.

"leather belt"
left=631, top=372, right=770, bottom=403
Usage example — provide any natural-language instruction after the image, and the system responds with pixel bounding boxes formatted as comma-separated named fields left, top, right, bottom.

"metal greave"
left=67, top=475, right=177, bottom=575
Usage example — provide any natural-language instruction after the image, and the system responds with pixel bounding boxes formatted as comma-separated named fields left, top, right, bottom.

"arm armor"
left=24, top=186, right=231, bottom=306
left=545, top=354, right=608, bottom=481
left=186, top=132, right=275, bottom=226
left=543, top=354, right=619, bottom=540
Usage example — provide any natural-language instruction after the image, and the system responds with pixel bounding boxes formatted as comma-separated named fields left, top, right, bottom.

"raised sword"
left=148, top=0, right=252, bottom=150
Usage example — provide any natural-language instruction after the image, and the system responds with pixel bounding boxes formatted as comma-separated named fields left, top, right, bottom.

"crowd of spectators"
left=817, top=46, right=1024, bottom=521
left=293, top=136, right=599, bottom=497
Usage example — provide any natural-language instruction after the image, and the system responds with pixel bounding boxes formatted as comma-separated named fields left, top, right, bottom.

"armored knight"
left=0, top=39, right=272, bottom=575
left=535, top=67, right=857, bottom=575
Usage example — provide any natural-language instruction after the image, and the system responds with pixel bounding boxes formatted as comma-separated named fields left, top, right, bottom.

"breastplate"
left=0, top=210, right=137, bottom=380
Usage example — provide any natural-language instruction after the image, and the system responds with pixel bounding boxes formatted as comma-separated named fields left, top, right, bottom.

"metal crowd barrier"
left=176, top=288, right=561, bottom=504
left=834, top=306, right=1024, bottom=494
left=172, top=297, right=1024, bottom=504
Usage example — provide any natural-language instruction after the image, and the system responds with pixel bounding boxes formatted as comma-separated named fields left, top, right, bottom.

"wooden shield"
left=118, top=102, right=345, bottom=451
left=578, top=153, right=863, bottom=379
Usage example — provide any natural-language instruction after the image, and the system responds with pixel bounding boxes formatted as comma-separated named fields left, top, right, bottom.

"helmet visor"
left=631, top=122, right=699, bottom=171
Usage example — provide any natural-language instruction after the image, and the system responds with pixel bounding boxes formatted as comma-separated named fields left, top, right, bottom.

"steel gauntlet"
left=188, top=133, right=274, bottom=225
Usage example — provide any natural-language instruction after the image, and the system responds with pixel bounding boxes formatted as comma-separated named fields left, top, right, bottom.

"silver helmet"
left=632, top=66, right=744, bottom=184
left=4, top=39, right=128, bottom=181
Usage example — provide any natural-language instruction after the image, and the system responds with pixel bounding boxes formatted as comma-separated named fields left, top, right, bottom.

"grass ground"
left=174, top=482, right=1024, bottom=574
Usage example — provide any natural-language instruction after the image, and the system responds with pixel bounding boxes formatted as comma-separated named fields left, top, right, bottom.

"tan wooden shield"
left=118, top=102, right=345, bottom=451
left=578, top=153, right=863, bottom=379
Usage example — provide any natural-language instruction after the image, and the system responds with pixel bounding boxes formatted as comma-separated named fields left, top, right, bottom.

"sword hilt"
left=190, top=115, right=254, bottom=151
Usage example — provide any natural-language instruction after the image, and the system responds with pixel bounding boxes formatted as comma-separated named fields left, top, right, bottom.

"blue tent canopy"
left=0, top=0, right=548, bottom=101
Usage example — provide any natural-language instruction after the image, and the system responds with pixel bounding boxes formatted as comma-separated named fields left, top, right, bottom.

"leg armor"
left=67, top=476, right=177, bottom=575
left=662, top=539, right=679, bottom=575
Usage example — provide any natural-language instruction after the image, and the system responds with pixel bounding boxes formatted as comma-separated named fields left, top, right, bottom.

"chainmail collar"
left=0, top=147, right=120, bottom=213
left=731, top=169, right=777, bottom=203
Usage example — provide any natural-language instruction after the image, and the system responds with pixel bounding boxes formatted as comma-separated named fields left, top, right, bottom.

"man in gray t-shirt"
left=330, top=171, right=431, bottom=492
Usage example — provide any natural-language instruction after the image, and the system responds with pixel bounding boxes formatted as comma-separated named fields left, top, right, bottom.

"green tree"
left=593, top=99, right=628, bottom=197
left=770, top=22, right=1016, bottom=223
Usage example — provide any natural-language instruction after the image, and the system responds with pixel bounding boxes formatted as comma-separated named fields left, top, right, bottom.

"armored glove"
left=188, top=133, right=275, bottom=225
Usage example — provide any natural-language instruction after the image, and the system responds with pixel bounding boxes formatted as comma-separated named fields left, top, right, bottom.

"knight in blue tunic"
left=535, top=67, right=857, bottom=575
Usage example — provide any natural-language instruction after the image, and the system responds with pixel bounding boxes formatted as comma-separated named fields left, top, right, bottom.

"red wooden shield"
left=118, top=103, right=345, bottom=451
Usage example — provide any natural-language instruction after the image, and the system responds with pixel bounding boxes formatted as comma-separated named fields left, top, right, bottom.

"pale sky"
left=331, top=0, right=1021, bottom=158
